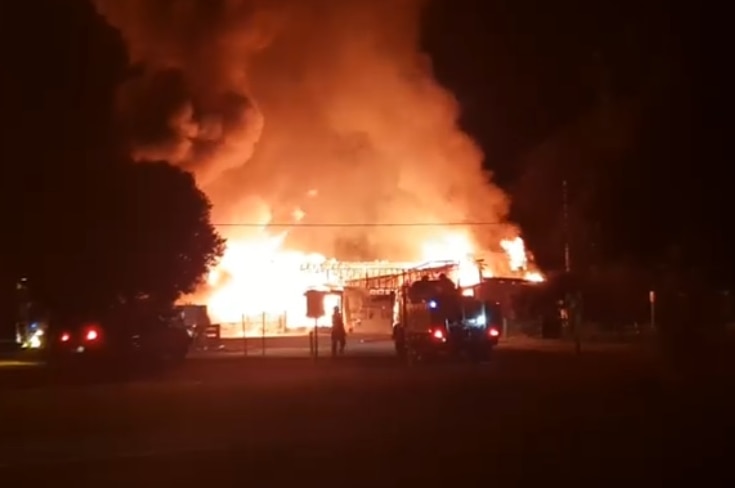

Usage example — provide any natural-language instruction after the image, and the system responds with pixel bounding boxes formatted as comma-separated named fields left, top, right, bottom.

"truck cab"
left=392, top=278, right=501, bottom=362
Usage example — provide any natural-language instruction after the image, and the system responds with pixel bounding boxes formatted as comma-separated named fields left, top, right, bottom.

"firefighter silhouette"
left=331, top=305, right=346, bottom=356
left=437, top=273, right=456, bottom=292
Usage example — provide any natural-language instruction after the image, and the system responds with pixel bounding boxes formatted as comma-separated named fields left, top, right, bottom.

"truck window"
left=461, top=298, right=484, bottom=319
left=485, top=302, right=503, bottom=326
left=431, top=298, right=462, bottom=322
left=408, top=280, right=450, bottom=302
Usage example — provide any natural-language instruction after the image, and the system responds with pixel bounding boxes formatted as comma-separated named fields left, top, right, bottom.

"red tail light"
left=83, top=324, right=101, bottom=342
left=488, top=327, right=500, bottom=338
left=431, top=326, right=448, bottom=342
left=60, top=332, right=71, bottom=343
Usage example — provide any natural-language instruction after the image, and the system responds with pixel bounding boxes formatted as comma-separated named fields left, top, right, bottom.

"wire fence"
left=213, top=221, right=507, bottom=228
left=193, top=315, right=356, bottom=358
left=218, top=313, right=288, bottom=338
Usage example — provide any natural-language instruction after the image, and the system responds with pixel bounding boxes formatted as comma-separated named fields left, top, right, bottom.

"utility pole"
left=563, top=180, right=571, bottom=275
left=563, top=179, right=581, bottom=355
left=649, top=290, right=656, bottom=333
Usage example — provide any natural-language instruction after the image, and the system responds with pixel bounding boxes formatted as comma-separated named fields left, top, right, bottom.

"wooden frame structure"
left=343, top=260, right=463, bottom=293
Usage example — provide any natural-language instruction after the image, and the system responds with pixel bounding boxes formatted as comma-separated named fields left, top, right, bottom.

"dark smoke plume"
left=94, top=0, right=518, bottom=260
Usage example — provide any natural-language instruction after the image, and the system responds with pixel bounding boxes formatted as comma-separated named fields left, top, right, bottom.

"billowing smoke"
left=94, top=0, right=517, bottom=260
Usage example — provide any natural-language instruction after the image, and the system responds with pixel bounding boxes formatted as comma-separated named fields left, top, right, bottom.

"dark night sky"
left=0, top=1, right=727, bottom=284
left=423, top=0, right=726, bottom=282
left=425, top=0, right=671, bottom=178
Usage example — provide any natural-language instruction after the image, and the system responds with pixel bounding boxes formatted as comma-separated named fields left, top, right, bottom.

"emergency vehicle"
left=392, top=276, right=502, bottom=362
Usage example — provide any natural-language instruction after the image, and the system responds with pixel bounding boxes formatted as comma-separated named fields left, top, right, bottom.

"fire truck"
left=392, top=275, right=502, bottom=362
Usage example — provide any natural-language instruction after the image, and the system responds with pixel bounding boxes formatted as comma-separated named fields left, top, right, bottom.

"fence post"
left=261, top=312, right=266, bottom=356
left=313, top=318, right=319, bottom=359
left=573, top=292, right=582, bottom=355
left=246, top=314, right=248, bottom=356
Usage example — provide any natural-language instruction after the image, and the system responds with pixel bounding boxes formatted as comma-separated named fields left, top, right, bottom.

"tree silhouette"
left=21, top=161, right=225, bottom=319
left=0, top=2, right=224, bottom=332
left=114, top=162, right=226, bottom=307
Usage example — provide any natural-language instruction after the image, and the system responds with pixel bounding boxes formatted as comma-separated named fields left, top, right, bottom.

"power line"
left=213, top=221, right=507, bottom=228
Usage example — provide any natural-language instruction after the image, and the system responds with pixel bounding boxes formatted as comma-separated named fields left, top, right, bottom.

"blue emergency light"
left=428, top=300, right=437, bottom=309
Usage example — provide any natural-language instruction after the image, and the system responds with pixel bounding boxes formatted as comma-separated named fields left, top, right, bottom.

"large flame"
left=501, top=236, right=544, bottom=283
left=190, top=224, right=542, bottom=337
left=93, top=0, right=546, bottom=333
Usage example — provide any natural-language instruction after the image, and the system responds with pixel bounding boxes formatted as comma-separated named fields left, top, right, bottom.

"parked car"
left=46, top=304, right=192, bottom=368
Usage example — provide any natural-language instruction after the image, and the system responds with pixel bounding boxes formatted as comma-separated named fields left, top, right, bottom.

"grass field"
left=0, top=339, right=733, bottom=486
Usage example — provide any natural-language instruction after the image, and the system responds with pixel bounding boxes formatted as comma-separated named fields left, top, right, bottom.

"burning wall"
left=92, top=0, right=541, bottom=329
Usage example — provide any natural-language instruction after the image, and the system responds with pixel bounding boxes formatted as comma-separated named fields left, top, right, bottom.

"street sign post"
left=305, top=290, right=327, bottom=359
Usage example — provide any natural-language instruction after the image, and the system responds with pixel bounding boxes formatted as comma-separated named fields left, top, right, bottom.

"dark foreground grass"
left=0, top=344, right=733, bottom=486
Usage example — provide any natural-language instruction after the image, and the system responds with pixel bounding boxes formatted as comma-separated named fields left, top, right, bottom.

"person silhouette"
left=331, top=306, right=346, bottom=356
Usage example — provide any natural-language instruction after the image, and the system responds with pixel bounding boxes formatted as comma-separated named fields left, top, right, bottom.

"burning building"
left=179, top=233, right=542, bottom=338
left=93, top=0, right=543, bottom=337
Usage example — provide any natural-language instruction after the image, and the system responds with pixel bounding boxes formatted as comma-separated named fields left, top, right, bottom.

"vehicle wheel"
left=157, top=348, right=186, bottom=369
left=394, top=327, right=408, bottom=361
left=405, top=344, right=421, bottom=366
left=395, top=340, right=407, bottom=359
left=422, top=353, right=441, bottom=365
left=171, top=347, right=189, bottom=364
left=469, top=348, right=491, bottom=363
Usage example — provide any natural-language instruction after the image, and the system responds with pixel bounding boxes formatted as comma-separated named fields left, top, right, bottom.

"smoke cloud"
left=94, top=0, right=517, bottom=260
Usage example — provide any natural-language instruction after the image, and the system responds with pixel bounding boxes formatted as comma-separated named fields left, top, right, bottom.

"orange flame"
left=187, top=226, right=543, bottom=337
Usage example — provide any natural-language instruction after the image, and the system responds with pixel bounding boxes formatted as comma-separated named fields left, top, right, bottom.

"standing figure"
left=331, top=305, right=346, bottom=356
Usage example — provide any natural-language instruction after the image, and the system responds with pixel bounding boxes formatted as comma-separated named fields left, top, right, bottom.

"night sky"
left=424, top=0, right=722, bottom=280
left=1, top=1, right=726, bottom=284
